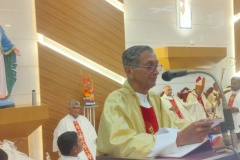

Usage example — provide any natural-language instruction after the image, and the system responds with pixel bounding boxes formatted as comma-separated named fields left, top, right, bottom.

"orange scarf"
left=73, top=121, right=94, bottom=160
left=228, top=94, right=237, bottom=108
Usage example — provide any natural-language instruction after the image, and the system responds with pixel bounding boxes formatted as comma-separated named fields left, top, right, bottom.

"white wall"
left=0, top=0, right=40, bottom=105
left=124, top=0, right=235, bottom=95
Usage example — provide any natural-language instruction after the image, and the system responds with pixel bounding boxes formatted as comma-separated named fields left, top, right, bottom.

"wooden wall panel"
left=234, top=0, right=240, bottom=14
left=35, top=0, right=125, bottom=76
left=35, top=0, right=125, bottom=159
left=234, top=0, right=240, bottom=72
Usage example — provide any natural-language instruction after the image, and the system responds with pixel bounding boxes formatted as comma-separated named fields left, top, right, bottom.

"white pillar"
left=28, top=126, right=43, bottom=160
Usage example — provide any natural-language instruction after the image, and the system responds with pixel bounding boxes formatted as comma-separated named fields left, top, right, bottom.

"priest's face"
left=195, top=89, right=203, bottom=96
left=164, top=86, right=172, bottom=96
left=69, top=105, right=80, bottom=118
left=231, top=79, right=240, bottom=91
left=129, top=51, right=160, bottom=93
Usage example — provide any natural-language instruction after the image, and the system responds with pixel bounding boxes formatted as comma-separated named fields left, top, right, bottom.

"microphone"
left=162, top=70, right=197, bottom=81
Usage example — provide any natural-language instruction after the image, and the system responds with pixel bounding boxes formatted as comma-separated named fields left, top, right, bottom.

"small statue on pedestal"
left=0, top=25, right=21, bottom=108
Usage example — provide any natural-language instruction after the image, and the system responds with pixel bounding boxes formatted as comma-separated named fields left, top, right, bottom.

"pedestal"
left=83, top=104, right=99, bottom=128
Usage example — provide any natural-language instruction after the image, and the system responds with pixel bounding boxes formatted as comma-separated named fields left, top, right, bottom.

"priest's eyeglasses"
left=133, top=64, right=162, bottom=72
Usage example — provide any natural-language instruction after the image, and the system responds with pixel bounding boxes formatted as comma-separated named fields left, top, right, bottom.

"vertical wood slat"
left=35, top=0, right=125, bottom=77
left=35, top=0, right=125, bottom=159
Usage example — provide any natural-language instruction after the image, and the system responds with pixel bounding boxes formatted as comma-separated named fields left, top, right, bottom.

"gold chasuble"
left=73, top=121, right=94, bottom=160
left=140, top=106, right=159, bottom=134
left=97, top=81, right=191, bottom=158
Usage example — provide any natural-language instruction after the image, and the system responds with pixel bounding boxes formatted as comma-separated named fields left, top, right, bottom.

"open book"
left=211, top=118, right=224, bottom=128
left=161, top=138, right=211, bottom=158
left=159, top=118, right=223, bottom=158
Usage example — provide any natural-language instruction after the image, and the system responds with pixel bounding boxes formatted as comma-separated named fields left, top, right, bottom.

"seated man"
left=186, top=76, right=214, bottom=120
left=97, top=45, right=213, bottom=158
left=53, top=100, right=97, bottom=160
left=161, top=85, right=193, bottom=121
left=57, top=131, right=82, bottom=160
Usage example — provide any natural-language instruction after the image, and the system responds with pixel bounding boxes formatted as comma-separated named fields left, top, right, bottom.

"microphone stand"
left=187, top=70, right=238, bottom=152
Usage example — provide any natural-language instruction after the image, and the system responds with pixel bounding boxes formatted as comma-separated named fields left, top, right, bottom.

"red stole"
left=197, top=95, right=208, bottom=117
left=169, top=99, right=184, bottom=119
left=73, top=121, right=94, bottom=160
left=228, top=93, right=237, bottom=108
left=140, top=106, right=159, bottom=134
left=197, top=95, right=205, bottom=109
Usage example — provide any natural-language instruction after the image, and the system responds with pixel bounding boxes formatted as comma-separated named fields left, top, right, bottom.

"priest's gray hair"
left=68, top=100, right=80, bottom=108
left=122, top=45, right=154, bottom=67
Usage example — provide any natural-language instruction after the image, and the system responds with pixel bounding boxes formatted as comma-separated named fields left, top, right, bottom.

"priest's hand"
left=176, top=119, right=213, bottom=146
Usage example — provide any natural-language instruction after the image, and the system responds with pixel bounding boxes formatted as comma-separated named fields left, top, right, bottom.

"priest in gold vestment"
left=161, top=85, right=194, bottom=122
left=186, top=76, right=214, bottom=120
left=97, top=45, right=213, bottom=158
